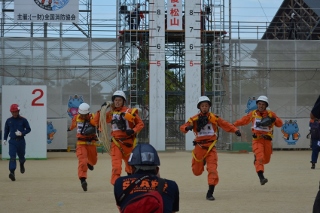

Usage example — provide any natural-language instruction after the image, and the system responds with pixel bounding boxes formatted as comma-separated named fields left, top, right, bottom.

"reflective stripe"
left=77, top=141, right=99, bottom=146
left=77, top=137, right=97, bottom=141
left=111, top=137, right=136, bottom=156
left=192, top=140, right=217, bottom=162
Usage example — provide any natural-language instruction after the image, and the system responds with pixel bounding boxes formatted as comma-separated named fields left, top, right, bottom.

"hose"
left=96, top=102, right=112, bottom=153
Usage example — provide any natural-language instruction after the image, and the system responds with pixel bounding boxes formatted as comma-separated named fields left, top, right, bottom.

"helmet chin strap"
left=200, top=110, right=209, bottom=114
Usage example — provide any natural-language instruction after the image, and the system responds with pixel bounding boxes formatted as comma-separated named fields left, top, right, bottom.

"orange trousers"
left=76, top=144, right=98, bottom=179
left=192, top=145, right=219, bottom=186
left=252, top=138, right=272, bottom=172
left=110, top=142, right=134, bottom=185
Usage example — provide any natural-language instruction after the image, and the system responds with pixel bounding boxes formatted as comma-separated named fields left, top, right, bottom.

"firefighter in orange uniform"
left=68, top=103, right=98, bottom=191
left=180, top=96, right=241, bottom=201
left=94, top=90, right=144, bottom=185
left=233, top=95, right=283, bottom=185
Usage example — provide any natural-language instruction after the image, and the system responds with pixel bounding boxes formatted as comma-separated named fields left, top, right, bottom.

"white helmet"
left=256, top=95, right=269, bottom=107
left=112, top=90, right=126, bottom=102
left=197, top=96, right=211, bottom=109
left=78, top=103, right=90, bottom=114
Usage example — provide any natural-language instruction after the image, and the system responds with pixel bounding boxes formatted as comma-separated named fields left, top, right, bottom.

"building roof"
left=304, top=0, right=320, bottom=17
left=261, top=0, right=320, bottom=40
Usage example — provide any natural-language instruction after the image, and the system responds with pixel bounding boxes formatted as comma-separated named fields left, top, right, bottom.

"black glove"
left=257, top=117, right=274, bottom=127
left=126, top=129, right=135, bottom=136
left=185, top=125, right=193, bottom=131
left=271, top=117, right=276, bottom=123
left=67, top=128, right=71, bottom=132
left=235, top=130, right=241, bottom=137
left=83, top=126, right=96, bottom=135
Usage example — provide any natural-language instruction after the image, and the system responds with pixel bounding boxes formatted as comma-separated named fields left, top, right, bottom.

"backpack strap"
left=79, top=119, right=88, bottom=135
left=157, top=178, right=165, bottom=194
left=116, top=175, right=150, bottom=206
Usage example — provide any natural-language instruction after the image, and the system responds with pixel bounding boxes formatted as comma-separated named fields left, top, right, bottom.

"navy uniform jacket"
left=4, top=115, right=31, bottom=141
left=312, top=95, right=320, bottom=119
left=114, top=172, right=179, bottom=213
left=311, top=97, right=320, bottom=212
left=313, top=187, right=320, bottom=213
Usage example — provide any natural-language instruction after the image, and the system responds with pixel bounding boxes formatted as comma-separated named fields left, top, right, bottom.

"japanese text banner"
left=14, top=0, right=79, bottom=23
left=167, top=0, right=183, bottom=30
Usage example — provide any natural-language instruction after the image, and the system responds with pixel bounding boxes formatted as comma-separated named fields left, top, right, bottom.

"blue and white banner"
left=14, top=0, right=79, bottom=23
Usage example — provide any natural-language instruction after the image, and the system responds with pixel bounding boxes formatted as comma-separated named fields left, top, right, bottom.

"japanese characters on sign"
left=16, top=14, right=77, bottom=22
left=167, top=0, right=183, bottom=30
left=14, top=0, right=79, bottom=23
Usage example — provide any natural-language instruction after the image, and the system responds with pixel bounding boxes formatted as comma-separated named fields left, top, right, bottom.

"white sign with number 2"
left=2, top=85, right=47, bottom=159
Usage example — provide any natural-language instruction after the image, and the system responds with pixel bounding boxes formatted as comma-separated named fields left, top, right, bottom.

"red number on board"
left=31, top=89, right=44, bottom=106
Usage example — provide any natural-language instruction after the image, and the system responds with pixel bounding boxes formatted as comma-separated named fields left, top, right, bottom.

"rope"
left=96, top=102, right=112, bottom=153
left=192, top=140, right=217, bottom=162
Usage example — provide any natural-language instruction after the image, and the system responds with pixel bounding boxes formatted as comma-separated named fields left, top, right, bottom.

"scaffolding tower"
left=117, top=0, right=226, bottom=148
left=117, top=0, right=226, bottom=110
left=207, top=0, right=225, bottom=115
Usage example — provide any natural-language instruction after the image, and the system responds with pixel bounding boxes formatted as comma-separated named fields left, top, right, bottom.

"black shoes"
left=81, top=181, right=87, bottom=191
left=311, top=162, right=316, bottom=169
left=9, top=173, right=15, bottom=181
left=8, top=163, right=25, bottom=181
left=80, top=178, right=87, bottom=191
left=257, top=171, right=268, bottom=185
left=260, top=178, right=268, bottom=185
left=206, top=192, right=215, bottom=201
left=20, top=163, right=25, bottom=174
left=87, top=164, right=94, bottom=171
left=206, top=185, right=215, bottom=200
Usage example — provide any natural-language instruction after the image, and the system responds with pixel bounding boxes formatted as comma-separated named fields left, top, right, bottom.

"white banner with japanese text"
left=14, top=0, right=79, bottom=23
left=167, top=0, right=183, bottom=30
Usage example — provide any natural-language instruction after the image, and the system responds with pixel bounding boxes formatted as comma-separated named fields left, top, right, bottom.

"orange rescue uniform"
left=180, top=112, right=239, bottom=186
left=94, top=106, right=144, bottom=185
left=233, top=110, right=283, bottom=172
left=69, top=113, right=98, bottom=179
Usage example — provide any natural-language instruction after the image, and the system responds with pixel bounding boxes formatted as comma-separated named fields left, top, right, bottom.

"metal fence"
left=1, top=38, right=319, bottom=150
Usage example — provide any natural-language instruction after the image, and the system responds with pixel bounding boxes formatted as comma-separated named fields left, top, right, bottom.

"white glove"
left=15, top=130, right=22, bottom=136
left=2, top=140, right=7, bottom=145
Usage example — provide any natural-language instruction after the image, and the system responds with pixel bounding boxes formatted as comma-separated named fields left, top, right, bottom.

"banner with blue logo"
left=14, top=0, right=79, bottom=23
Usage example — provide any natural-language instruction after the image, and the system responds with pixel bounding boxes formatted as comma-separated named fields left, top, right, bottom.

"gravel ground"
left=0, top=150, right=318, bottom=213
